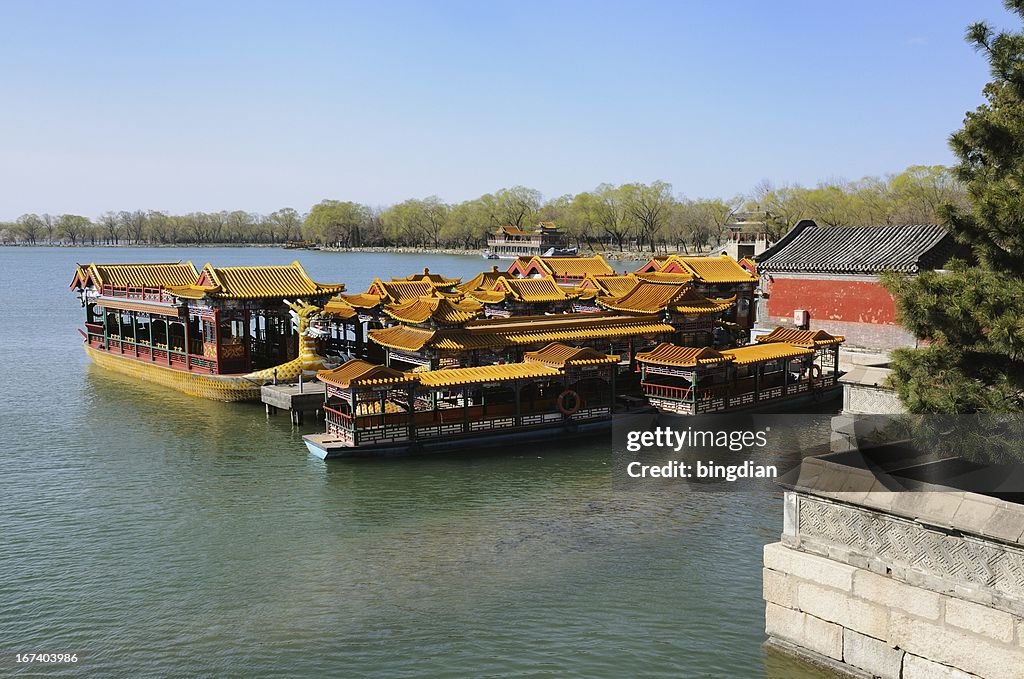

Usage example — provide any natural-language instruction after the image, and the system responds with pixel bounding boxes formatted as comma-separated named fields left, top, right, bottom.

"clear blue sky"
left=0, top=0, right=1015, bottom=218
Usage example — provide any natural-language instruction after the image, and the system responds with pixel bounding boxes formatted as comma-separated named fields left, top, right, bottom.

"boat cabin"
left=316, top=343, right=618, bottom=452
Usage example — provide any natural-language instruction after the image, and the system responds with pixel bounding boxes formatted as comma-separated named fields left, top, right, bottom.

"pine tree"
left=884, top=1, right=1024, bottom=414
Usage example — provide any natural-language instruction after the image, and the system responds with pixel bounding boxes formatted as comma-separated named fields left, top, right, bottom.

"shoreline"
left=0, top=242, right=710, bottom=260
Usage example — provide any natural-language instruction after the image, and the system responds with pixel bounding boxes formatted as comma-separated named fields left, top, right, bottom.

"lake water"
left=0, top=247, right=836, bottom=678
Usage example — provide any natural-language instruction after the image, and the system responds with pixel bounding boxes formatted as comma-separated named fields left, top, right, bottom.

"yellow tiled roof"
left=395, top=268, right=461, bottom=286
left=722, top=343, right=814, bottom=365
left=634, top=270, right=693, bottom=284
left=673, top=255, right=757, bottom=284
left=465, top=289, right=507, bottom=305
left=456, top=267, right=512, bottom=293
left=317, top=360, right=411, bottom=388
left=581, top=274, right=639, bottom=297
left=756, top=327, right=845, bottom=347
left=171, top=261, right=346, bottom=300
left=321, top=296, right=358, bottom=319
left=670, top=290, right=736, bottom=315
left=636, top=344, right=731, bottom=367
left=411, top=362, right=561, bottom=388
left=494, top=277, right=576, bottom=302
left=371, top=279, right=437, bottom=303
left=370, top=313, right=674, bottom=352
left=598, top=281, right=727, bottom=315
left=341, top=292, right=384, bottom=309
left=532, top=255, right=614, bottom=278
left=571, top=287, right=599, bottom=300
left=523, top=343, right=620, bottom=367
left=384, top=296, right=483, bottom=326
left=71, top=261, right=200, bottom=290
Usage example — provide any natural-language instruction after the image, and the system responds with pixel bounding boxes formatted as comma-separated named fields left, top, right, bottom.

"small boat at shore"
left=636, top=328, right=844, bottom=415
left=303, top=343, right=621, bottom=459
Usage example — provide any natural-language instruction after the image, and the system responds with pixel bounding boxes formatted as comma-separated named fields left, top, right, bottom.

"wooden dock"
left=261, top=379, right=326, bottom=425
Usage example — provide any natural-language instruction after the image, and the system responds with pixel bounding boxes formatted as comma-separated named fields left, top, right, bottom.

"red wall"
left=767, top=277, right=897, bottom=324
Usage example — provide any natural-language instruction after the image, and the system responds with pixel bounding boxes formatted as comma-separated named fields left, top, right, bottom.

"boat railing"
left=641, top=382, right=692, bottom=401
left=88, top=334, right=217, bottom=374
left=100, top=284, right=177, bottom=303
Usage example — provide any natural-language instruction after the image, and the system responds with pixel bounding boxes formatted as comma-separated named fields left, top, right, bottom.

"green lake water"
left=0, top=247, right=837, bottom=678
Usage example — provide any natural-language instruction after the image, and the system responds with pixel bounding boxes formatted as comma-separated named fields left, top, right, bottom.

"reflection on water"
left=1, top=247, right=835, bottom=678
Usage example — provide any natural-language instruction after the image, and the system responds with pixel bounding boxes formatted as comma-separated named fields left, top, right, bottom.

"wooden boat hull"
left=303, top=418, right=613, bottom=459
left=84, top=344, right=264, bottom=402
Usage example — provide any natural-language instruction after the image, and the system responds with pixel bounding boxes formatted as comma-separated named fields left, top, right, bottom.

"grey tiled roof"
left=757, top=222, right=954, bottom=274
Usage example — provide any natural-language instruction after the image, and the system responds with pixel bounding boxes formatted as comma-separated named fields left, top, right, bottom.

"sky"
left=0, top=0, right=1017, bottom=219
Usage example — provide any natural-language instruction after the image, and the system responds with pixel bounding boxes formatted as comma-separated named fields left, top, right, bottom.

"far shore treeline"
left=0, top=165, right=964, bottom=252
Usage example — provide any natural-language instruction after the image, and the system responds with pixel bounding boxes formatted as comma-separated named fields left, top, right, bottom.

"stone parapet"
left=765, top=455, right=1024, bottom=678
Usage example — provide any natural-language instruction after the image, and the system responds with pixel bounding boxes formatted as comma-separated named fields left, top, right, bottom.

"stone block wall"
left=764, top=458, right=1024, bottom=678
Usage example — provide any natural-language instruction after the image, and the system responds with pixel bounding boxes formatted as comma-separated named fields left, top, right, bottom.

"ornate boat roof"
left=644, top=254, right=757, bottom=284
left=369, top=313, right=674, bottom=352
left=523, top=343, right=620, bottom=367
left=580, top=273, right=640, bottom=297
left=456, top=266, right=513, bottom=293
left=394, top=268, right=462, bottom=286
left=755, top=327, right=845, bottom=347
left=530, top=255, right=615, bottom=278
left=635, top=344, right=732, bottom=367
left=317, top=360, right=411, bottom=388
left=493, top=277, right=577, bottom=302
left=70, top=261, right=200, bottom=290
left=168, top=261, right=345, bottom=300
left=412, top=362, right=561, bottom=388
left=722, top=343, right=814, bottom=365
left=383, top=295, right=483, bottom=326
left=598, top=281, right=732, bottom=315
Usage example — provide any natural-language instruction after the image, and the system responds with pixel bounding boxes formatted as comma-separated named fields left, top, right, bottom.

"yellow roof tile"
left=531, top=255, right=615, bottom=278
left=395, top=268, right=462, bottom=286
left=71, top=261, right=200, bottom=290
left=523, top=343, right=620, bottom=367
left=412, top=362, right=561, bottom=388
left=581, top=274, right=640, bottom=297
left=465, top=289, right=507, bottom=305
left=755, top=327, right=845, bottom=346
left=670, top=290, right=736, bottom=315
left=384, top=296, right=482, bottom=326
left=722, top=343, right=814, bottom=365
left=456, top=267, right=513, bottom=293
left=634, top=270, right=693, bottom=284
left=493, top=277, right=576, bottom=302
left=369, top=313, right=674, bottom=352
left=674, top=255, right=757, bottom=284
left=372, top=279, right=438, bottom=303
left=321, top=296, right=358, bottom=319
left=636, top=344, right=731, bottom=367
left=317, top=360, right=411, bottom=388
left=173, top=261, right=346, bottom=300
left=341, top=292, right=384, bottom=309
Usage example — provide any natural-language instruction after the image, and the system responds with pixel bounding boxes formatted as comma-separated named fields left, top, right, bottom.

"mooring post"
left=273, top=368, right=277, bottom=386
left=299, top=372, right=303, bottom=393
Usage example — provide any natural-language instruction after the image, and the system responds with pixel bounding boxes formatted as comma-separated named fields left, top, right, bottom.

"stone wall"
left=764, top=457, right=1024, bottom=679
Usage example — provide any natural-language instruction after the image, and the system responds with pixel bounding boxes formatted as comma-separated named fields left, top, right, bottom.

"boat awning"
left=412, top=363, right=561, bottom=388
left=722, top=343, right=814, bottom=365
left=635, top=344, right=731, bottom=368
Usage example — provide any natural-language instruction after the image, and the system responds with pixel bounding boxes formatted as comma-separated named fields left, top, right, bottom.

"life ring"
left=557, top=389, right=581, bottom=416
left=803, top=364, right=822, bottom=380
